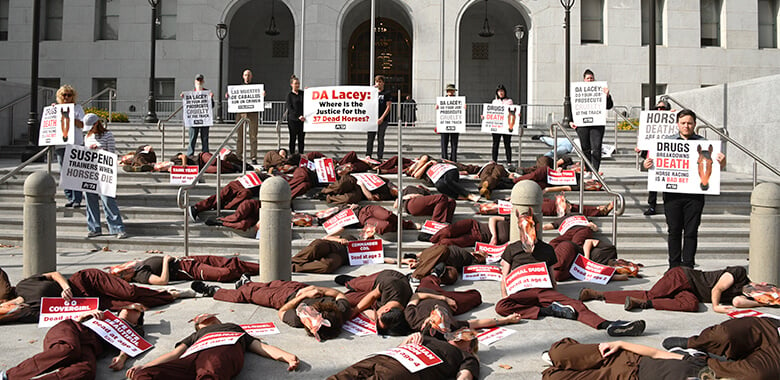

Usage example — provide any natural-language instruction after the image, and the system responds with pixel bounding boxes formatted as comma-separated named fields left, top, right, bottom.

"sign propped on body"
left=82, top=310, right=153, bottom=357
left=180, top=331, right=245, bottom=358
left=727, top=309, right=780, bottom=320
left=352, top=173, right=386, bottom=191
left=38, top=297, right=100, bottom=328
left=569, top=255, right=616, bottom=285
left=170, top=165, right=199, bottom=185
left=237, top=172, right=263, bottom=188
left=475, top=242, right=508, bottom=264
left=375, top=344, right=443, bottom=373
left=342, top=313, right=377, bottom=336
left=425, top=163, right=457, bottom=183
left=323, top=208, right=359, bottom=234
left=505, top=262, right=553, bottom=295
left=347, top=239, right=384, bottom=266
left=547, top=168, right=578, bottom=186
left=462, top=265, right=502, bottom=281
left=558, top=215, right=590, bottom=235
left=420, top=220, right=448, bottom=235
left=240, top=322, right=280, bottom=337
left=315, top=158, right=337, bottom=183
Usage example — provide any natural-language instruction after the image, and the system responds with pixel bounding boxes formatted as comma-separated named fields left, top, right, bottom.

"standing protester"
left=184, top=74, right=213, bottom=156
left=53, top=85, right=85, bottom=208
left=575, top=69, right=613, bottom=177
left=83, top=113, right=127, bottom=239
left=491, top=84, right=514, bottom=165
left=286, top=74, right=305, bottom=154
left=439, top=84, right=460, bottom=161
left=234, top=69, right=260, bottom=164
left=643, top=109, right=726, bottom=268
left=366, top=75, right=392, bottom=160
left=401, top=94, right=417, bottom=127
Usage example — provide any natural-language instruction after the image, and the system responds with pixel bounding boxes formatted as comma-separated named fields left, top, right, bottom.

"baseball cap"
left=195, top=74, right=205, bottom=81
left=82, top=113, right=100, bottom=132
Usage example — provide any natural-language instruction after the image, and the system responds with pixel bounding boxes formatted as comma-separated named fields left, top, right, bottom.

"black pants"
left=575, top=125, right=605, bottom=172
left=647, top=191, right=657, bottom=207
left=491, top=133, right=512, bottom=163
left=434, top=170, right=468, bottom=199
left=441, top=133, right=459, bottom=161
left=366, top=121, right=389, bottom=159
left=288, top=119, right=305, bottom=154
left=663, top=192, right=705, bottom=268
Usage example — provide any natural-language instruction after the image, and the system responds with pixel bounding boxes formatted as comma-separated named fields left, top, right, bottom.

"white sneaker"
left=541, top=351, right=553, bottom=366
left=87, top=231, right=101, bottom=238
left=116, top=232, right=128, bottom=239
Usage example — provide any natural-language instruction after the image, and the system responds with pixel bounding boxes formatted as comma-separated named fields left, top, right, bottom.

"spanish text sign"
left=648, top=140, right=721, bottom=195
left=436, top=96, right=466, bottom=133
left=480, top=104, right=519, bottom=135
left=82, top=310, right=153, bottom=357
left=38, top=104, right=79, bottom=146
left=569, top=254, right=616, bottom=285
left=505, top=262, right=553, bottom=295
left=376, top=344, right=443, bottom=373
left=347, top=239, right=384, bottom=266
left=38, top=297, right=100, bottom=328
left=59, top=145, right=118, bottom=197
left=637, top=111, right=678, bottom=150
left=303, top=86, right=378, bottom=132
left=182, top=90, right=213, bottom=128
left=227, top=84, right=265, bottom=113
left=571, top=81, right=607, bottom=127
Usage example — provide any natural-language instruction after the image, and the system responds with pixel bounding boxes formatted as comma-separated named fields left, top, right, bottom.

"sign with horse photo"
left=647, top=140, right=721, bottom=195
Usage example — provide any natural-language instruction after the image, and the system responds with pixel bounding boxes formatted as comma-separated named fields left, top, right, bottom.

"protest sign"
left=637, top=111, right=678, bottom=151
left=571, top=81, right=607, bottom=127
left=558, top=215, right=590, bottom=235
left=342, top=313, right=377, bottom=336
left=436, top=96, right=466, bottom=133
left=497, top=200, right=512, bottom=215
left=569, top=255, right=616, bottom=285
left=227, top=84, right=265, bottom=113
left=352, top=173, right=386, bottom=191
left=240, top=322, right=280, bottom=337
left=648, top=140, right=721, bottom=195
left=475, top=242, right=508, bottom=264
left=420, top=220, right=447, bottom=235
left=505, top=262, right=553, bottom=295
left=38, top=297, right=99, bottom=328
left=480, top=104, right=520, bottom=135
left=303, top=86, right=378, bottom=132
left=323, top=208, right=359, bottom=234
left=376, top=344, right=443, bottom=373
left=462, top=265, right=502, bottom=281
left=314, top=158, right=337, bottom=183
left=237, top=172, right=263, bottom=188
left=347, top=239, right=384, bottom=266
left=727, top=309, right=780, bottom=320
left=170, top=165, right=199, bottom=185
left=182, top=90, right=213, bottom=128
left=82, top=310, right=153, bottom=357
left=477, top=327, right=516, bottom=345
left=59, top=145, right=118, bottom=197
left=180, top=332, right=245, bottom=358
left=547, top=168, right=578, bottom=186
left=299, top=156, right=316, bottom=170
left=425, top=163, right=457, bottom=183
left=38, top=104, right=79, bottom=146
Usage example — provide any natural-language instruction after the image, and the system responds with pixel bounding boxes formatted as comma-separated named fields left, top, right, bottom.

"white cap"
left=82, top=113, right=100, bottom=132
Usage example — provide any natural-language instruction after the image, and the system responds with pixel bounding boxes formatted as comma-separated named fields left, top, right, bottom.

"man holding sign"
left=227, top=69, right=264, bottom=164
left=182, top=74, right=214, bottom=156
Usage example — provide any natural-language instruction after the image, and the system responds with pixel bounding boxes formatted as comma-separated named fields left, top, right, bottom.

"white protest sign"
left=170, top=165, right=199, bottom=185
left=59, top=145, right=118, bottom=197
left=475, top=242, right=508, bottom=264
left=342, top=313, right=377, bottom=336
left=240, top=322, right=280, bottom=337
left=462, top=265, right=502, bottom=281
left=727, top=309, right=780, bottom=320
left=637, top=111, right=678, bottom=151
left=227, top=84, right=264, bottom=113
left=376, top=344, right=443, bottom=373
left=323, top=208, right=360, bottom=234
left=82, top=311, right=153, bottom=357
left=602, top=143, right=616, bottom=158
left=352, top=173, right=386, bottom=191
left=315, top=158, right=337, bottom=183
left=182, top=90, right=213, bottom=128
left=347, top=239, right=384, bottom=266
left=558, top=215, right=590, bottom=235
left=648, top=140, right=721, bottom=195
left=304, top=86, right=378, bottom=132
left=237, top=172, right=263, bottom=189
left=505, top=262, right=553, bottom=295
left=436, top=96, right=466, bottom=133
left=180, top=332, right=245, bottom=358
left=38, top=297, right=99, bottom=328
left=477, top=327, right=516, bottom=345
left=568, top=254, right=616, bottom=285
left=38, top=104, right=79, bottom=146
left=481, top=103, right=519, bottom=135
left=571, top=81, right=607, bottom=127
left=547, top=168, right=578, bottom=186
left=420, top=220, right=448, bottom=235
left=497, top=200, right=512, bottom=215
left=425, top=163, right=457, bottom=183
left=299, top=156, right=316, bottom=170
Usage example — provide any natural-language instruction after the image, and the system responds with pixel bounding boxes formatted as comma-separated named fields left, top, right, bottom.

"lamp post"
left=649, top=0, right=656, bottom=107
left=561, top=0, right=575, bottom=126
left=22, top=0, right=42, bottom=161
left=215, top=23, right=228, bottom=124
left=144, top=0, right=159, bottom=124
left=514, top=24, right=525, bottom=168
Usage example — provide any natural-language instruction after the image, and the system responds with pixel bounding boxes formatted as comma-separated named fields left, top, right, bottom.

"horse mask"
left=516, top=209, right=537, bottom=253
left=697, top=144, right=714, bottom=191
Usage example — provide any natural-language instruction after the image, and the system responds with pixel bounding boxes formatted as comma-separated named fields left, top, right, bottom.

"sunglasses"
left=62, top=93, right=73, bottom=97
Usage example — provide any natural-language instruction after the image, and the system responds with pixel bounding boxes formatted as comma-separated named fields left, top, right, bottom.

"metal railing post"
left=396, top=90, right=402, bottom=267
left=216, top=154, right=222, bottom=217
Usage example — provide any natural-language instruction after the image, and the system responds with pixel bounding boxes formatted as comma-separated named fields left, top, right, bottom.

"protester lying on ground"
left=335, top=269, right=413, bottom=336
left=404, top=244, right=487, bottom=284
left=107, top=254, right=259, bottom=285
left=421, top=216, right=509, bottom=248
left=542, top=203, right=600, bottom=249
left=394, top=185, right=457, bottom=224
left=125, top=313, right=299, bottom=379
left=477, top=162, right=514, bottom=199
left=477, top=194, right=613, bottom=217
left=189, top=177, right=266, bottom=222
left=325, top=204, right=419, bottom=238
left=120, top=145, right=158, bottom=172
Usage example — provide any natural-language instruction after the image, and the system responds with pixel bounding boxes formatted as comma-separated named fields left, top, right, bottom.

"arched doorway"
left=347, top=18, right=412, bottom=97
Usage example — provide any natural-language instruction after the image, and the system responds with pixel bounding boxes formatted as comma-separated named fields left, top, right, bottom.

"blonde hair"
left=56, top=85, right=78, bottom=104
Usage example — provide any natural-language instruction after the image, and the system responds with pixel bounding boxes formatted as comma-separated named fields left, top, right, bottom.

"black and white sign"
left=227, top=84, right=265, bottom=113
left=182, top=90, right=214, bottom=128
left=60, top=145, right=118, bottom=197
left=436, top=96, right=466, bottom=133
left=571, top=81, right=607, bottom=127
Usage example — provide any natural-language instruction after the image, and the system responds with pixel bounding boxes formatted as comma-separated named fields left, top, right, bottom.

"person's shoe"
left=190, top=281, right=219, bottom=297
left=662, top=336, right=689, bottom=350
left=643, top=206, right=656, bottom=216
left=417, top=232, right=432, bottom=242
left=578, top=288, right=604, bottom=301
left=432, top=262, right=446, bottom=278
left=583, top=172, right=593, bottom=179
left=87, top=231, right=101, bottom=238
left=697, top=366, right=717, bottom=380
left=235, top=273, right=251, bottom=289
left=624, top=296, right=649, bottom=311
left=73, top=202, right=82, bottom=208
left=531, top=134, right=543, bottom=141
left=251, top=159, right=258, bottom=165
left=173, top=289, right=197, bottom=299
left=116, top=232, right=128, bottom=239
left=204, top=217, right=223, bottom=226
left=189, top=206, right=199, bottom=222
left=334, top=274, right=356, bottom=287
left=607, top=320, right=646, bottom=337
left=64, top=202, right=75, bottom=208
left=548, top=302, right=577, bottom=320
left=541, top=351, right=553, bottom=366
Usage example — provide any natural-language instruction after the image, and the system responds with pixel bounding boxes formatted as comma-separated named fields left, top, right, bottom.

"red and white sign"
left=569, top=255, right=616, bottom=285
left=342, top=313, right=377, bottom=336
left=425, top=163, right=457, bottom=183
left=240, top=322, right=280, bottom=337
left=347, top=239, right=384, bottom=266
left=558, top=215, right=590, bottom=235
left=237, top=172, right=263, bottom=188
left=480, top=104, right=520, bottom=136
left=38, top=297, right=100, bottom=328
left=505, top=262, right=553, bottom=295
left=315, top=158, right=337, bottom=183
left=323, top=208, right=360, bottom=234
left=727, top=309, right=780, bottom=320
left=477, top=327, right=516, bottom=345
left=170, top=165, right=199, bottom=185
left=299, top=156, right=316, bottom=170
left=497, top=200, right=512, bottom=215
left=39, top=104, right=80, bottom=146
left=376, top=344, right=443, bottom=373
left=303, top=86, right=378, bottom=132
left=420, top=220, right=448, bottom=235
left=648, top=140, right=722, bottom=195
left=180, top=331, right=245, bottom=358
left=476, top=242, right=507, bottom=264
left=82, top=310, right=153, bottom=357
left=352, top=173, right=386, bottom=191
left=218, top=148, right=231, bottom=160
left=547, top=169, right=578, bottom=185
left=462, top=265, right=502, bottom=281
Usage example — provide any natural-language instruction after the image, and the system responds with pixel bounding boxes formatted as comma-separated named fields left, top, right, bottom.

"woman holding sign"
left=53, top=85, right=85, bottom=208
left=490, top=84, right=514, bottom=165
left=575, top=69, right=613, bottom=177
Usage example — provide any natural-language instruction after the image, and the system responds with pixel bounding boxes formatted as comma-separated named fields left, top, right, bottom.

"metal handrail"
left=80, top=88, right=117, bottom=125
left=276, top=109, right=288, bottom=150
left=694, top=124, right=778, bottom=187
left=660, top=95, right=729, bottom=137
left=155, top=105, right=184, bottom=159
left=610, top=107, right=639, bottom=154
left=0, top=146, right=54, bottom=186
left=0, top=93, right=33, bottom=114
left=176, top=117, right=250, bottom=256
left=550, top=121, right=625, bottom=245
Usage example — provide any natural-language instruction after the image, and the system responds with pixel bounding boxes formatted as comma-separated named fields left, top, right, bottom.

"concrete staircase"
left=0, top=121, right=769, bottom=259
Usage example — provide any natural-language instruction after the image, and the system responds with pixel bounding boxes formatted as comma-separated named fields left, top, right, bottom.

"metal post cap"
left=259, top=175, right=291, bottom=202
left=23, top=171, right=56, bottom=197
left=510, top=180, right=543, bottom=205
left=751, top=182, right=780, bottom=209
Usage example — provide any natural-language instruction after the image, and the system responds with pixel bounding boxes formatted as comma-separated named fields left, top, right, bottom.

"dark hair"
left=536, top=155, right=554, bottom=168
left=677, top=109, right=697, bottom=122
left=654, top=101, right=671, bottom=111
left=377, top=307, right=411, bottom=336
left=290, top=74, right=299, bottom=84
left=375, top=75, right=385, bottom=83
left=495, top=84, right=507, bottom=99
left=441, top=266, right=459, bottom=285
left=583, top=69, right=595, bottom=78
left=310, top=301, right=345, bottom=341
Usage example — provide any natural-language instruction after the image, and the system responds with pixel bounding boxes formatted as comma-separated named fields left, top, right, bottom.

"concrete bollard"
left=510, top=180, right=543, bottom=242
left=23, top=171, right=57, bottom=277
left=258, top=176, right=292, bottom=282
left=749, top=182, right=780, bottom=284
